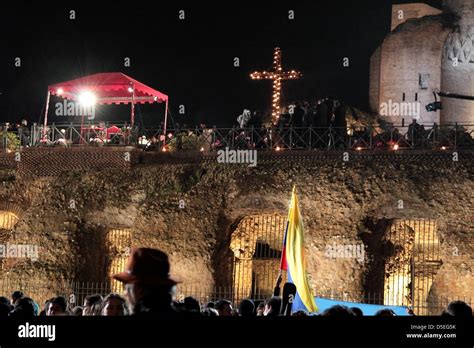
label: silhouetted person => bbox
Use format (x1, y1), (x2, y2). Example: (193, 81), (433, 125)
(183, 296), (201, 315)
(375, 309), (396, 317)
(290, 102), (304, 128)
(315, 99), (329, 128)
(303, 101), (315, 127)
(83, 294), (102, 316)
(238, 299), (255, 317)
(101, 294), (126, 316)
(0, 303), (12, 318)
(71, 306), (83, 316)
(334, 101), (347, 147)
(350, 307), (364, 316)
(114, 248), (180, 317)
(215, 300), (233, 316)
(47, 296), (68, 316)
(9, 297), (35, 319)
(408, 119), (423, 146)
(264, 297), (282, 316)
(250, 110), (263, 128)
(321, 305), (355, 317)
(0, 296), (11, 306)
(11, 291), (23, 306)
(442, 301), (472, 317)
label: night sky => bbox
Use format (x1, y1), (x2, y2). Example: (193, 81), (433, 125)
(0, 0), (442, 127)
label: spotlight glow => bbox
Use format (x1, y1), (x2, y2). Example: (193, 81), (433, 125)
(78, 91), (97, 107)
(56, 88), (64, 95)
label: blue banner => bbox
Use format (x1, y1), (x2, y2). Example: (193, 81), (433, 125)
(312, 297), (409, 316)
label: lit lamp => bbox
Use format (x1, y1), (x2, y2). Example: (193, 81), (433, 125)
(138, 136), (148, 146)
(78, 91), (97, 107)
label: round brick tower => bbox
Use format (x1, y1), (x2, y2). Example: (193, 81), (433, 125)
(441, 0), (474, 125)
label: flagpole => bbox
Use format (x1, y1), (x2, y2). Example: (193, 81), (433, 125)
(279, 220), (289, 272)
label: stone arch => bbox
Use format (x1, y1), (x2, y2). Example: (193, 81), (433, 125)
(229, 213), (286, 302)
(105, 227), (132, 293)
(0, 200), (24, 231)
(382, 219), (441, 314)
(0, 211), (19, 230)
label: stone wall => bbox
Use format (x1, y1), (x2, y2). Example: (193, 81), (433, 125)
(391, 3), (442, 31)
(0, 151), (472, 312)
(441, 0), (474, 125)
(370, 14), (449, 125)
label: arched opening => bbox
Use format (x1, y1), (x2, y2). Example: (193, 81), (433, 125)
(229, 213), (286, 303)
(105, 228), (132, 293)
(383, 219), (441, 315)
(0, 211), (19, 230)
(0, 210), (21, 270)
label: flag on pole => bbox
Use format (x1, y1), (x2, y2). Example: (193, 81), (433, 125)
(280, 185), (318, 313)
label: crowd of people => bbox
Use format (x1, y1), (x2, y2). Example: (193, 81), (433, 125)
(236, 98), (348, 130)
(160, 98), (473, 151)
(0, 248), (472, 318)
(3, 100), (474, 151)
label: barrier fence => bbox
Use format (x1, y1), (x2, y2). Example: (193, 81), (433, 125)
(1, 123), (474, 153)
(0, 278), (470, 315)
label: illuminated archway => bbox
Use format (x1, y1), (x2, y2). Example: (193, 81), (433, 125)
(106, 228), (132, 294)
(230, 213), (286, 302)
(0, 211), (19, 230)
(383, 219), (441, 314)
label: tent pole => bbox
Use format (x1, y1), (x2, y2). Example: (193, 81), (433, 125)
(42, 91), (51, 141)
(131, 86), (135, 127)
(163, 99), (168, 146)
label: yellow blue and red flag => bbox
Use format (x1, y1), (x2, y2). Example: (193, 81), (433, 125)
(280, 185), (318, 313)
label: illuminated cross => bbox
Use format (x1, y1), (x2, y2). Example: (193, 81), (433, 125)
(250, 47), (302, 124)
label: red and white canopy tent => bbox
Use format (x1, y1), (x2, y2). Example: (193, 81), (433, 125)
(44, 72), (169, 135)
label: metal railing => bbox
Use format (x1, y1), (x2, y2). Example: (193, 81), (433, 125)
(1, 123), (474, 153)
(151, 123), (474, 152)
(0, 279), (470, 315)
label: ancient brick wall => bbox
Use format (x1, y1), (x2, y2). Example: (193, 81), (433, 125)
(391, 3), (442, 31)
(441, 0), (474, 125)
(369, 16), (448, 125)
(0, 152), (472, 312)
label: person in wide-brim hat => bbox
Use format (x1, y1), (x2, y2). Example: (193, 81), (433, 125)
(113, 248), (180, 316)
(113, 247), (178, 286)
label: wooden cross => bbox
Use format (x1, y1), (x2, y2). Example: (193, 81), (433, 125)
(251, 47), (302, 124)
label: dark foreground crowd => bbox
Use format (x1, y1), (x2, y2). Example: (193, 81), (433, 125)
(1, 248), (472, 318)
